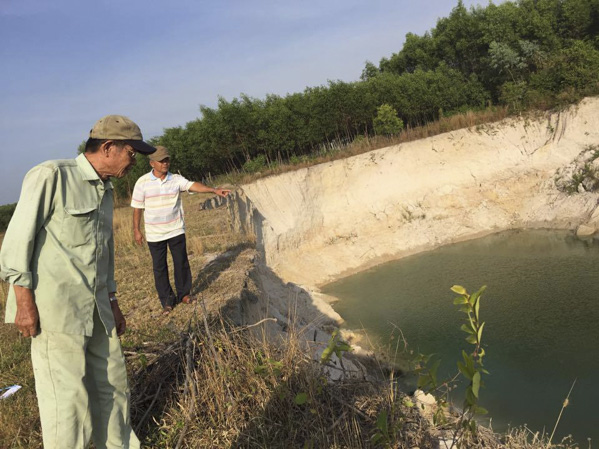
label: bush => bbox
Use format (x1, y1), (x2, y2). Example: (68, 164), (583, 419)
(242, 155), (267, 173)
(531, 41), (599, 97)
(289, 154), (310, 165)
(499, 81), (529, 112)
(0, 203), (17, 232)
(373, 104), (404, 136)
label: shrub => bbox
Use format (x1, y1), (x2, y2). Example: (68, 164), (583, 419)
(0, 203), (17, 232)
(242, 154), (267, 173)
(373, 104), (404, 136)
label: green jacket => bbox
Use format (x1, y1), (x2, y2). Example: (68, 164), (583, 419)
(1, 154), (117, 336)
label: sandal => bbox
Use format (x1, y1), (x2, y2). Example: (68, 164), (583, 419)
(162, 306), (173, 315)
(181, 295), (196, 304)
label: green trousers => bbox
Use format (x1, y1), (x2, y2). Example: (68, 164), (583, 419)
(31, 306), (140, 449)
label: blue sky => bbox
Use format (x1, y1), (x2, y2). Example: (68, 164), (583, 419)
(1, 0), (486, 204)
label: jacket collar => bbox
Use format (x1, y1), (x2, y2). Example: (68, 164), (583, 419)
(76, 153), (113, 190)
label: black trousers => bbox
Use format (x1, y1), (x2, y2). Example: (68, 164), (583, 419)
(147, 233), (192, 309)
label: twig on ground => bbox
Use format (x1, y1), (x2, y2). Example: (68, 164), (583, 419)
(228, 317), (277, 333)
(547, 378), (577, 448)
(135, 383), (163, 434)
(175, 335), (197, 449)
(327, 410), (348, 433)
(332, 396), (370, 420)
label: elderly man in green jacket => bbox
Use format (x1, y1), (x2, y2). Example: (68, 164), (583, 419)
(0, 115), (156, 449)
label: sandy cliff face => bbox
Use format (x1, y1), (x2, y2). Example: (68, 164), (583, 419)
(227, 98), (599, 287)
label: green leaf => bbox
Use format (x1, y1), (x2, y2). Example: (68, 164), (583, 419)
(459, 305), (471, 313)
(475, 285), (487, 296)
(457, 361), (473, 380)
(477, 322), (485, 342)
(295, 392), (308, 405)
(472, 371), (481, 398)
(321, 330), (351, 363)
(451, 285), (467, 295)
(333, 341), (352, 359)
(376, 410), (388, 434)
(462, 351), (475, 375)
(460, 323), (475, 335)
(474, 406), (488, 415)
(340, 342), (352, 351)
(417, 375), (431, 389)
(453, 296), (468, 305)
(470, 419), (477, 434)
(320, 346), (334, 364)
(462, 350), (469, 363)
(466, 387), (477, 405)
(465, 334), (477, 344)
(402, 398), (415, 408)
(468, 315), (476, 333)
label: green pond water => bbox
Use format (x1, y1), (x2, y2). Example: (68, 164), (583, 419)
(322, 230), (599, 444)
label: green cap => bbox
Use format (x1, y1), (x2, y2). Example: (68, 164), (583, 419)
(90, 115), (156, 154)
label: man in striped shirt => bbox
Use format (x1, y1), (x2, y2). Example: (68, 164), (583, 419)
(131, 146), (230, 314)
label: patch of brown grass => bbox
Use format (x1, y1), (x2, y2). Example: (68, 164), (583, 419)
(0, 193), (249, 449)
(0, 324), (41, 448)
(131, 312), (435, 449)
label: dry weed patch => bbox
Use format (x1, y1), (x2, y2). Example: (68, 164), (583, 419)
(130, 312), (436, 449)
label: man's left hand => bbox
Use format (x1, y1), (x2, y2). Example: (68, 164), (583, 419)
(110, 300), (127, 336)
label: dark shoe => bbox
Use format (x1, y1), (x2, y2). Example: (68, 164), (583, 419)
(181, 295), (196, 304)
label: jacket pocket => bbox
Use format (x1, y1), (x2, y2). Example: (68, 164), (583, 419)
(63, 206), (98, 247)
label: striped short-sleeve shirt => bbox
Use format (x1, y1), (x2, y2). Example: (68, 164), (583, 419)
(131, 171), (194, 242)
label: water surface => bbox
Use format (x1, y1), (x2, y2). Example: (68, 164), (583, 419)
(322, 230), (599, 443)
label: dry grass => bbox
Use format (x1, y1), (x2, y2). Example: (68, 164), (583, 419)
(128, 312), (437, 449)
(0, 193), (251, 448)
(0, 229), (42, 448)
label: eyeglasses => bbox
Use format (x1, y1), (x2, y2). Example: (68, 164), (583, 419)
(126, 147), (137, 159)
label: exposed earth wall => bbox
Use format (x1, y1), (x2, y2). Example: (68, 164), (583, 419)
(226, 98), (599, 288)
